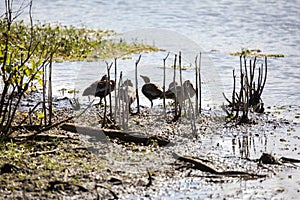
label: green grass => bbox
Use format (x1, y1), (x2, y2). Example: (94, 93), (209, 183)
(0, 20), (160, 62)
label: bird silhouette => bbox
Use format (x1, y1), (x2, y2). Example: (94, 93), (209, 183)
(182, 80), (196, 100)
(164, 80), (196, 102)
(82, 75), (115, 104)
(119, 79), (136, 112)
(140, 75), (163, 108)
(164, 80), (196, 117)
(168, 81), (179, 90)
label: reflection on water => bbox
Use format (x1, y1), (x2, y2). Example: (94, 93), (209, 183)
(233, 134), (267, 159)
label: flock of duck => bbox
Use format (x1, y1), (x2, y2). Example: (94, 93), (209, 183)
(82, 74), (196, 114)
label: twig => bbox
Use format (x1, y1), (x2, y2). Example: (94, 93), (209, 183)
(48, 53), (53, 125)
(135, 55), (142, 114)
(95, 184), (118, 199)
(162, 52), (170, 117)
(114, 58), (118, 120)
(195, 55), (199, 115)
(173, 54), (178, 117)
(146, 170), (153, 187)
(173, 153), (267, 178)
(28, 100), (95, 138)
(198, 52), (202, 113)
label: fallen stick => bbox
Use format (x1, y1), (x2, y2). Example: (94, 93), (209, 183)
(13, 100), (95, 141)
(60, 123), (171, 147)
(95, 184), (118, 199)
(280, 156), (300, 163)
(173, 153), (267, 178)
(14, 133), (77, 140)
(27, 146), (87, 157)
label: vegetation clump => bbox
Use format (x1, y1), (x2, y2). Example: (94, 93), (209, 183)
(230, 48), (284, 58)
(223, 56), (267, 124)
(0, 20), (159, 62)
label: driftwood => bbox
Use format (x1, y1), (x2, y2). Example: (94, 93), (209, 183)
(173, 153), (267, 178)
(243, 153), (300, 166)
(280, 156), (300, 163)
(60, 123), (170, 147)
(258, 153), (300, 165)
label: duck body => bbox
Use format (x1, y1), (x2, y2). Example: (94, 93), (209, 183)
(164, 80), (196, 102)
(82, 75), (115, 104)
(119, 79), (136, 111)
(140, 75), (163, 108)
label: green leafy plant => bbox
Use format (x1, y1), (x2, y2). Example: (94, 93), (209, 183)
(0, 0), (159, 137)
(0, 1), (64, 136)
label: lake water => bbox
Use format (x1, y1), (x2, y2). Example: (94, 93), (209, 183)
(2, 0), (299, 105)
(3, 0), (299, 106)
(1, 0), (300, 199)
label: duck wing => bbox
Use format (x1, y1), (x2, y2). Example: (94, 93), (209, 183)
(82, 80), (101, 96)
(142, 83), (163, 100)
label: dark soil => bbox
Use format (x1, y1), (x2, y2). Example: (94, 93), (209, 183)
(0, 99), (299, 199)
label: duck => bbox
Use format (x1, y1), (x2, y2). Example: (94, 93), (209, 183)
(182, 80), (196, 100)
(164, 80), (196, 117)
(119, 79), (136, 112)
(82, 75), (115, 104)
(140, 75), (163, 108)
(164, 80), (196, 102)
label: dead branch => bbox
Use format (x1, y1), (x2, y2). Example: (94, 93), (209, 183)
(173, 153), (267, 178)
(134, 55), (142, 114)
(95, 184), (118, 199)
(19, 100), (94, 140)
(162, 52), (170, 116)
(60, 123), (170, 147)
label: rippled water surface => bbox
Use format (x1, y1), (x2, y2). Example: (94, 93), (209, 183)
(3, 0), (298, 105)
(1, 0), (300, 199)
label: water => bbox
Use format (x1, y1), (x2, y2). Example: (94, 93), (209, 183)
(1, 0), (300, 199)
(3, 0), (298, 105)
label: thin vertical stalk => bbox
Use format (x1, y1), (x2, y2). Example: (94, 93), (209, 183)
(108, 68), (113, 121)
(105, 61), (113, 121)
(195, 55), (199, 115)
(259, 57), (267, 97)
(173, 54), (178, 117)
(102, 92), (107, 128)
(198, 52), (202, 114)
(179, 52), (183, 88)
(42, 63), (47, 126)
(232, 70), (236, 117)
(162, 52), (169, 118)
(114, 58), (117, 119)
(48, 54), (53, 125)
(125, 84), (129, 130)
(135, 55), (142, 114)
(118, 72), (123, 127)
(179, 51), (185, 116)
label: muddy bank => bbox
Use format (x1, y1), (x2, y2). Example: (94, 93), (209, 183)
(1, 97), (299, 199)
